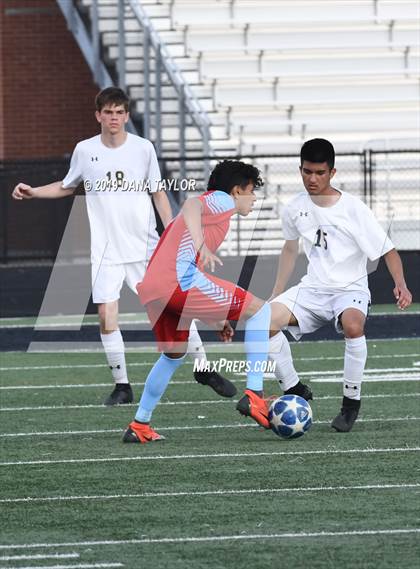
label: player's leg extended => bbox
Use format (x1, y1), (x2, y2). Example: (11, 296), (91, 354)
(98, 300), (133, 406)
(332, 307), (367, 432)
(268, 301), (313, 401)
(172, 280), (271, 427)
(92, 262), (132, 405)
(123, 348), (187, 443)
(123, 299), (191, 443)
(236, 299), (272, 428)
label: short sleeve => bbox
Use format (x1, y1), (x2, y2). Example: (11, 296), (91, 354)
(62, 144), (83, 189)
(281, 205), (300, 240)
(201, 191), (235, 216)
(355, 202), (394, 261)
(147, 142), (161, 193)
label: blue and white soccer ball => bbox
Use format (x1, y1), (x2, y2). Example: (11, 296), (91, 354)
(268, 394), (313, 439)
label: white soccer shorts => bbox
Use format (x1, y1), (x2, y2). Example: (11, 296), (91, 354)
(91, 261), (148, 304)
(271, 284), (370, 340)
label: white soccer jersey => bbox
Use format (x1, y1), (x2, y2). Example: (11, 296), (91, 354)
(62, 133), (160, 265)
(282, 190), (394, 293)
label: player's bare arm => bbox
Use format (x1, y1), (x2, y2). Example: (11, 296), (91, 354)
(269, 238), (299, 300)
(182, 197), (223, 272)
(12, 180), (75, 200)
(383, 248), (412, 310)
(152, 190), (172, 228)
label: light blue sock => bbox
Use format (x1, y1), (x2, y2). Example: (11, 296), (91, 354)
(135, 353), (185, 423)
(244, 303), (271, 392)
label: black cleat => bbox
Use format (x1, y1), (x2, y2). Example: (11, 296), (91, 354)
(194, 370), (237, 398)
(285, 381), (313, 401)
(104, 383), (134, 406)
(331, 397), (361, 432)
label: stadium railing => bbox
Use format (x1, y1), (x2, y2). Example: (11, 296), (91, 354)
(1, 149), (418, 263)
(57, 0), (213, 181)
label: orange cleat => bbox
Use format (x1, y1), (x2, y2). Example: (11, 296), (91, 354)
(236, 389), (271, 429)
(122, 421), (165, 444)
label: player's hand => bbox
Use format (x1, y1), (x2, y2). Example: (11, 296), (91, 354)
(217, 321), (234, 343)
(12, 183), (35, 200)
(393, 282), (412, 310)
(199, 244), (223, 273)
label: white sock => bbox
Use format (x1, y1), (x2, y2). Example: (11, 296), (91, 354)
(343, 335), (367, 400)
(269, 331), (299, 391)
(187, 320), (208, 365)
(100, 330), (129, 384)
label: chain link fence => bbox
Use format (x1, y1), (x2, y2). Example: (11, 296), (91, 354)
(1, 149), (418, 262)
(164, 149), (420, 254)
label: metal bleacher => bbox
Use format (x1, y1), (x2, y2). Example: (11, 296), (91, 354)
(60, 0), (420, 253)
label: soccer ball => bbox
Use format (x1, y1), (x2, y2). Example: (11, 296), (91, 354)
(268, 394), (313, 439)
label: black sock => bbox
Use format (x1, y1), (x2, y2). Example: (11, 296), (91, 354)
(115, 383), (131, 391)
(342, 396), (361, 409)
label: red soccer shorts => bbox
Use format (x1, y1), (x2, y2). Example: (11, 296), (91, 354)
(144, 275), (254, 352)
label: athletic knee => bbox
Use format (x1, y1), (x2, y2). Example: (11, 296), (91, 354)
(343, 322), (365, 338)
(269, 301), (295, 334)
(98, 302), (119, 333)
(242, 297), (265, 319)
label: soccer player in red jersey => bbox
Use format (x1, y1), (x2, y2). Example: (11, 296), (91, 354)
(123, 160), (311, 443)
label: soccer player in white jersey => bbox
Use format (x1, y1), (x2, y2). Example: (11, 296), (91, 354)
(268, 138), (412, 432)
(12, 87), (236, 405)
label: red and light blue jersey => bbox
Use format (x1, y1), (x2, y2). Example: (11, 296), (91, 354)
(138, 190), (235, 305)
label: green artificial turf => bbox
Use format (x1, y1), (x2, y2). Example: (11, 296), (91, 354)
(0, 339), (419, 568)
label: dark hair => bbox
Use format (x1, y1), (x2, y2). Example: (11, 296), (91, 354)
(207, 160), (263, 193)
(95, 87), (130, 112)
(300, 138), (335, 169)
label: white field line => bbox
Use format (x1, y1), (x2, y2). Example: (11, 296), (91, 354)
(301, 367), (418, 375)
(2, 391), (420, 413)
(1, 370), (419, 392)
(1, 309), (418, 327)
(1, 376), (418, 390)
(0, 400), (228, 412)
(1, 353), (419, 372)
(0, 363), (154, 372)
(0, 381), (175, 390)
(0, 416), (420, 439)
(0, 553), (79, 561)
(310, 376), (420, 383)
(235, 367), (420, 378)
(3, 319), (149, 329)
(1, 373), (420, 390)
(0, 376), (418, 392)
(0, 311), (393, 326)
(371, 310), (420, 316)
(1, 483), (419, 505)
(0, 529), (419, 550)
(0, 446), (419, 467)
(0, 565), (123, 569)
(13, 337), (420, 353)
